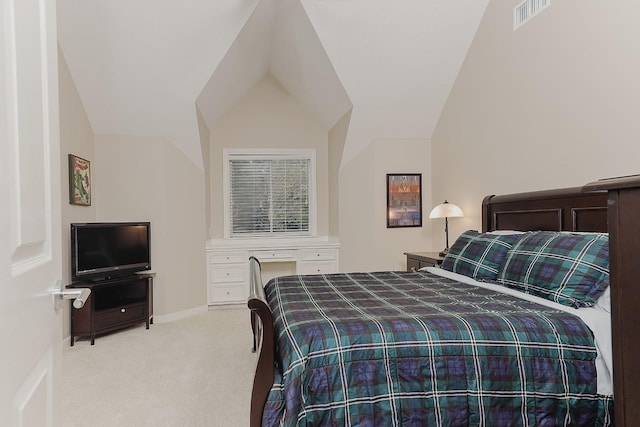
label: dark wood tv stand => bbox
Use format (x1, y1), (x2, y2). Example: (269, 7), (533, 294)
(67, 273), (154, 346)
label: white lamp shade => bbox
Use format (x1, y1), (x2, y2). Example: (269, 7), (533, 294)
(429, 201), (464, 219)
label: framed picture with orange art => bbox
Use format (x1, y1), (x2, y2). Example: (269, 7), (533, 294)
(386, 173), (422, 228)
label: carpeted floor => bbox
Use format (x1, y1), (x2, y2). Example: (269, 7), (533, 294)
(62, 308), (254, 426)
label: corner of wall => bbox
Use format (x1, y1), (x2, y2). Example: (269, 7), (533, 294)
(328, 108), (352, 237)
(58, 48), (97, 339)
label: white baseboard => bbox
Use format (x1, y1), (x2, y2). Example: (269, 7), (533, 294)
(207, 303), (245, 310)
(153, 305), (209, 323)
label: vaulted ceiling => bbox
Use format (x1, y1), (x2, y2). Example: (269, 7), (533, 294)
(57, 0), (489, 169)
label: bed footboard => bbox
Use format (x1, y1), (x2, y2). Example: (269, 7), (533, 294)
(248, 256), (275, 427)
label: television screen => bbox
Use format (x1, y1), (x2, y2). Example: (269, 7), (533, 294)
(71, 222), (151, 281)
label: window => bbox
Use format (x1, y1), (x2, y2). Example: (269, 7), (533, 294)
(224, 149), (316, 238)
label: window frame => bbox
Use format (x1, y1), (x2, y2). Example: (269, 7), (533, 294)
(223, 148), (317, 239)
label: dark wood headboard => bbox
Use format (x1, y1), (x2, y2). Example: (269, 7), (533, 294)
(482, 187), (608, 233)
(481, 176), (640, 427)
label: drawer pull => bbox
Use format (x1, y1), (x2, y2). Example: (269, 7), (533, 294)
(121, 308), (126, 313)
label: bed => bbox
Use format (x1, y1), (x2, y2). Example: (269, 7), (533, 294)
(248, 175), (640, 426)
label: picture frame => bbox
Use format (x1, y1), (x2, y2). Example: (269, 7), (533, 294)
(68, 154), (91, 206)
(386, 173), (422, 228)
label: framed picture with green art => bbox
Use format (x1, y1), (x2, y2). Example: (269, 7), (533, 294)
(68, 154), (91, 206)
(386, 173), (422, 228)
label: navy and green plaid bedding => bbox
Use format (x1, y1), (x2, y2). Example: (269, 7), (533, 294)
(441, 230), (522, 282)
(262, 271), (612, 427)
(497, 231), (610, 308)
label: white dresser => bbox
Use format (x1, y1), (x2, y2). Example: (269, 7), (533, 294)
(206, 238), (340, 305)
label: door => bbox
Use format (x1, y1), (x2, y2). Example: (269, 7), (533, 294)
(0, 0), (62, 425)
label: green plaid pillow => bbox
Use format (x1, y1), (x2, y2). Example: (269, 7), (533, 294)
(441, 230), (524, 282)
(497, 231), (609, 308)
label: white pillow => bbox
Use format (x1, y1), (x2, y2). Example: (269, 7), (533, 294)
(595, 286), (611, 313)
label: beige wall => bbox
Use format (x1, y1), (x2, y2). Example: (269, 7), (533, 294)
(374, 138), (432, 271)
(58, 49), (96, 337)
(207, 75), (434, 272)
(197, 108), (212, 238)
(338, 144), (375, 271)
(432, 0), (640, 245)
(209, 75), (330, 239)
(59, 48), (207, 331)
(94, 135), (207, 318)
(164, 142), (208, 314)
(61, 0), (640, 319)
(338, 138), (432, 272)
(328, 110), (351, 237)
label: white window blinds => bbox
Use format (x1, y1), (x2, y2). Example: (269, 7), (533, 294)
(227, 152), (313, 237)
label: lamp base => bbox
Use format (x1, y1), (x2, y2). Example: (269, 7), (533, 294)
(439, 248), (449, 258)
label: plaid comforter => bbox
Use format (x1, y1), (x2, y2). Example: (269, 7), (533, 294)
(262, 271), (612, 427)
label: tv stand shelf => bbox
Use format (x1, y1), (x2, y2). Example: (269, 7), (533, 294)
(68, 273), (154, 346)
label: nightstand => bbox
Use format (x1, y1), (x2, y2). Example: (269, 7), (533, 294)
(404, 251), (445, 272)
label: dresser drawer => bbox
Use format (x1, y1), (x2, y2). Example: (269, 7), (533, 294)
(210, 284), (247, 303)
(252, 249), (296, 262)
(210, 264), (245, 283)
(207, 251), (247, 264)
(94, 303), (146, 330)
(297, 260), (338, 275)
(299, 248), (337, 261)
(407, 258), (422, 272)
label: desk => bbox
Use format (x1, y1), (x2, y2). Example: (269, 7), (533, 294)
(206, 238), (340, 305)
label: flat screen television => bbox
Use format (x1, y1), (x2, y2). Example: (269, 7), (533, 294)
(71, 222), (151, 282)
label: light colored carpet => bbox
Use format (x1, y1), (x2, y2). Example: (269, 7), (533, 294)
(62, 308), (255, 426)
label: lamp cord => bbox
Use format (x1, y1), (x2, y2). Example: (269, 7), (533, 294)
(444, 216), (449, 250)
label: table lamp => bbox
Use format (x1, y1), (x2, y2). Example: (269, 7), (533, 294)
(429, 200), (464, 257)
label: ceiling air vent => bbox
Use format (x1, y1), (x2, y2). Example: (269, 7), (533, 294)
(513, 0), (550, 31)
